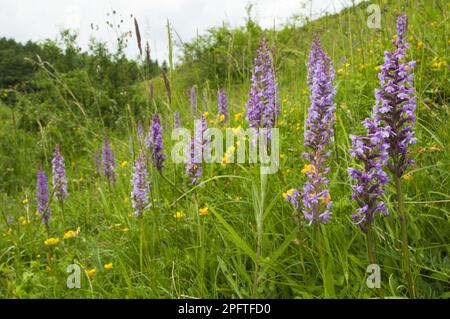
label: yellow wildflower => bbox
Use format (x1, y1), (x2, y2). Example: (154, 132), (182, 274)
(173, 211), (186, 219)
(403, 174), (413, 181)
(234, 113), (242, 122)
(301, 164), (316, 175)
(282, 98), (288, 104)
(199, 207), (209, 216)
(322, 193), (331, 204)
(121, 227), (129, 233)
(22, 198), (29, 205)
(235, 196), (242, 201)
(19, 216), (30, 225)
(203, 111), (209, 118)
(218, 114), (225, 123)
(86, 268), (97, 277)
(120, 161), (128, 168)
(416, 41), (424, 49)
(431, 57), (447, 69)
(282, 188), (295, 199)
(44, 237), (60, 246)
(222, 153), (230, 164)
(232, 126), (242, 134)
(104, 263), (113, 270)
(63, 227), (80, 239)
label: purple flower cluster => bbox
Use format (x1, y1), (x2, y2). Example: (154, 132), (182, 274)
(190, 86), (197, 114)
(147, 114), (166, 171)
(102, 137), (116, 183)
(283, 189), (301, 210)
(185, 115), (207, 184)
(301, 35), (336, 224)
(36, 166), (51, 225)
(218, 88), (228, 125)
(373, 14), (416, 177)
(348, 119), (390, 233)
(304, 35), (336, 160)
(245, 37), (280, 133)
(130, 152), (150, 217)
(51, 145), (68, 201)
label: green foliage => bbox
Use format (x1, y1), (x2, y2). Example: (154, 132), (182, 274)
(0, 0), (448, 298)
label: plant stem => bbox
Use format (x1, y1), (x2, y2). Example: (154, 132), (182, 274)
(315, 224), (327, 297)
(366, 225), (377, 266)
(394, 175), (415, 298)
(366, 225), (384, 298)
(139, 216), (144, 273)
(252, 171), (266, 298)
(60, 199), (66, 227)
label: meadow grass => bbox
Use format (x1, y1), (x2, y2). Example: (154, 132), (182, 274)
(0, 0), (448, 298)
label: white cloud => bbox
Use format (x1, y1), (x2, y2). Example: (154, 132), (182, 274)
(0, 0), (361, 63)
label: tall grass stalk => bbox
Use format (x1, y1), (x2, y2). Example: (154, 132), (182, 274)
(252, 170), (266, 298)
(394, 175), (415, 298)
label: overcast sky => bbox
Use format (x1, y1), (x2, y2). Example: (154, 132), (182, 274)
(0, 0), (361, 62)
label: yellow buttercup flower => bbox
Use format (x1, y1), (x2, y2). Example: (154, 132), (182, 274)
(86, 268), (97, 277)
(431, 57), (447, 69)
(199, 207), (209, 216)
(173, 211), (186, 219)
(203, 111), (209, 118)
(403, 174), (413, 181)
(227, 146), (235, 153)
(19, 216), (30, 225)
(282, 98), (288, 104)
(104, 263), (113, 270)
(282, 188), (295, 199)
(232, 126), (242, 134)
(416, 41), (424, 49)
(234, 113), (242, 122)
(44, 237), (60, 246)
(218, 114), (225, 123)
(120, 161), (128, 168)
(322, 193), (331, 204)
(222, 153), (230, 164)
(120, 227), (129, 233)
(22, 198), (29, 205)
(64, 227), (80, 239)
(301, 164), (316, 175)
